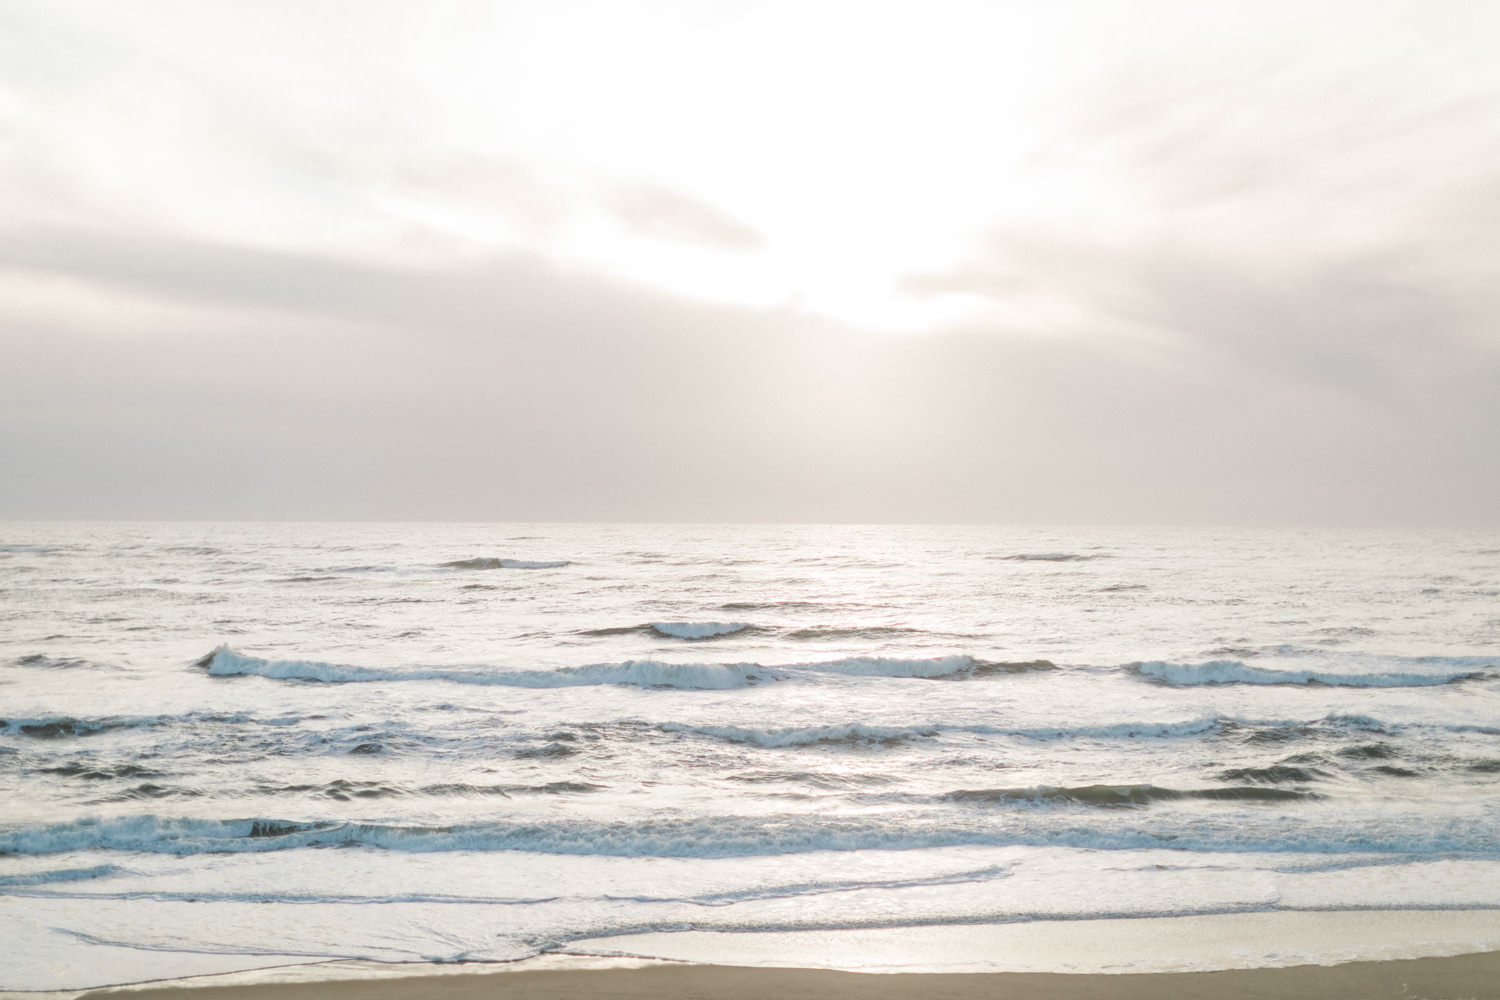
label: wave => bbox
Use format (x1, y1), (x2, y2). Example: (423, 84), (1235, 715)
(997, 553), (1103, 562)
(581, 623), (934, 643)
(579, 622), (755, 640)
(781, 625), (932, 641)
(37, 762), (164, 780)
(252, 779), (608, 800)
(9, 654), (97, 670)
(196, 648), (1049, 689)
(0, 864), (123, 887)
(200, 647), (771, 689)
(1217, 764), (1331, 783)
(662, 717), (1236, 748)
(718, 600), (833, 612)
(1129, 659), (1493, 687)
(661, 722), (938, 748)
(9, 805), (1488, 861)
(942, 783), (1318, 807)
(1, 715), (160, 739)
(441, 557), (569, 570)
(1, 711), (254, 739)
(650, 622), (751, 640)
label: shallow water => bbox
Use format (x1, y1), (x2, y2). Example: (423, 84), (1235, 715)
(1, 523), (1498, 989)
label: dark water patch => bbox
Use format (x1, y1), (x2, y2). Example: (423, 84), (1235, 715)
(125, 783), (199, 799)
(37, 762), (163, 781)
(515, 742), (579, 759)
(579, 622), (757, 641)
(421, 781), (606, 797)
(12, 654), (95, 670)
(6, 718), (134, 739)
(944, 783), (1316, 808)
(247, 820), (341, 839)
(718, 600), (836, 613)
(782, 626), (927, 641)
(442, 557), (570, 570)
(994, 553), (1105, 562)
(969, 659), (1057, 677)
(1238, 724), (1330, 745)
(1371, 765), (1422, 778)
(1204, 646), (1259, 658)
(1218, 764), (1330, 783)
(1281, 752), (1335, 766)
(274, 575), (340, 584)
(1313, 626), (1378, 641)
(1099, 583), (1148, 593)
(1464, 759), (1500, 773)
(727, 769), (897, 789)
(1339, 743), (1399, 760)
(96, 782), (205, 802)
(264, 779), (404, 801)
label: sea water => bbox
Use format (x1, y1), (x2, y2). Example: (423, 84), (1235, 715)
(0, 523), (1497, 990)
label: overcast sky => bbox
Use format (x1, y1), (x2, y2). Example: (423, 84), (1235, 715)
(2, 0), (1497, 524)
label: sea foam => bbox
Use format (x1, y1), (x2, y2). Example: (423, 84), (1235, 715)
(1130, 659), (1491, 687)
(196, 648), (1032, 688)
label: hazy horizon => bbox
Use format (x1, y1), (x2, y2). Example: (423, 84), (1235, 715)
(3, 1), (1497, 526)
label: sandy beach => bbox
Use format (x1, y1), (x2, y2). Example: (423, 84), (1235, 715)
(79, 952), (1500, 1000)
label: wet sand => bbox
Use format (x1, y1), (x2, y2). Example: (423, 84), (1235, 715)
(80, 951), (1500, 1000)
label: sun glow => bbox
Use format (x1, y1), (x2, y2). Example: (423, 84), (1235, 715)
(366, 1), (1087, 331)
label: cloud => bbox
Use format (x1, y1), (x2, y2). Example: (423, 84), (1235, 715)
(2, 1), (1497, 525)
(604, 184), (763, 251)
(3, 221), (1496, 525)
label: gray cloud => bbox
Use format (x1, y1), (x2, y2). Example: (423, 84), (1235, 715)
(3, 223), (1496, 525)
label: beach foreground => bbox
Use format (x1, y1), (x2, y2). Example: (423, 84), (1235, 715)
(82, 953), (1500, 1000)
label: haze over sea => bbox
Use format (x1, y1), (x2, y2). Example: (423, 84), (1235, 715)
(0, 521), (1497, 991)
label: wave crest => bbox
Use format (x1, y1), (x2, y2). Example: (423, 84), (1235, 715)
(1130, 659), (1492, 688)
(196, 648), (1050, 689)
(441, 557), (569, 570)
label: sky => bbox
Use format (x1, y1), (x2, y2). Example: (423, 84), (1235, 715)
(1, 0), (1497, 525)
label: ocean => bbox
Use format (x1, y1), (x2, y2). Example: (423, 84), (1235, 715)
(1, 522), (1498, 991)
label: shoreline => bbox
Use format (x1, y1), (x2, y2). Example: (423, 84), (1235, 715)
(7, 910), (1496, 999)
(69, 952), (1500, 1000)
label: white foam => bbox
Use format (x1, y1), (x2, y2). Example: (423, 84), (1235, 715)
(1132, 659), (1489, 687)
(792, 655), (980, 679)
(201, 647), (769, 689)
(650, 622), (752, 639)
(198, 648), (1001, 689)
(8, 807), (1500, 859)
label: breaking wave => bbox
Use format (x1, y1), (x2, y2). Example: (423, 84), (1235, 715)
(942, 783), (1317, 807)
(5, 806), (1487, 860)
(650, 622), (752, 640)
(1129, 659), (1493, 687)
(196, 649), (1051, 689)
